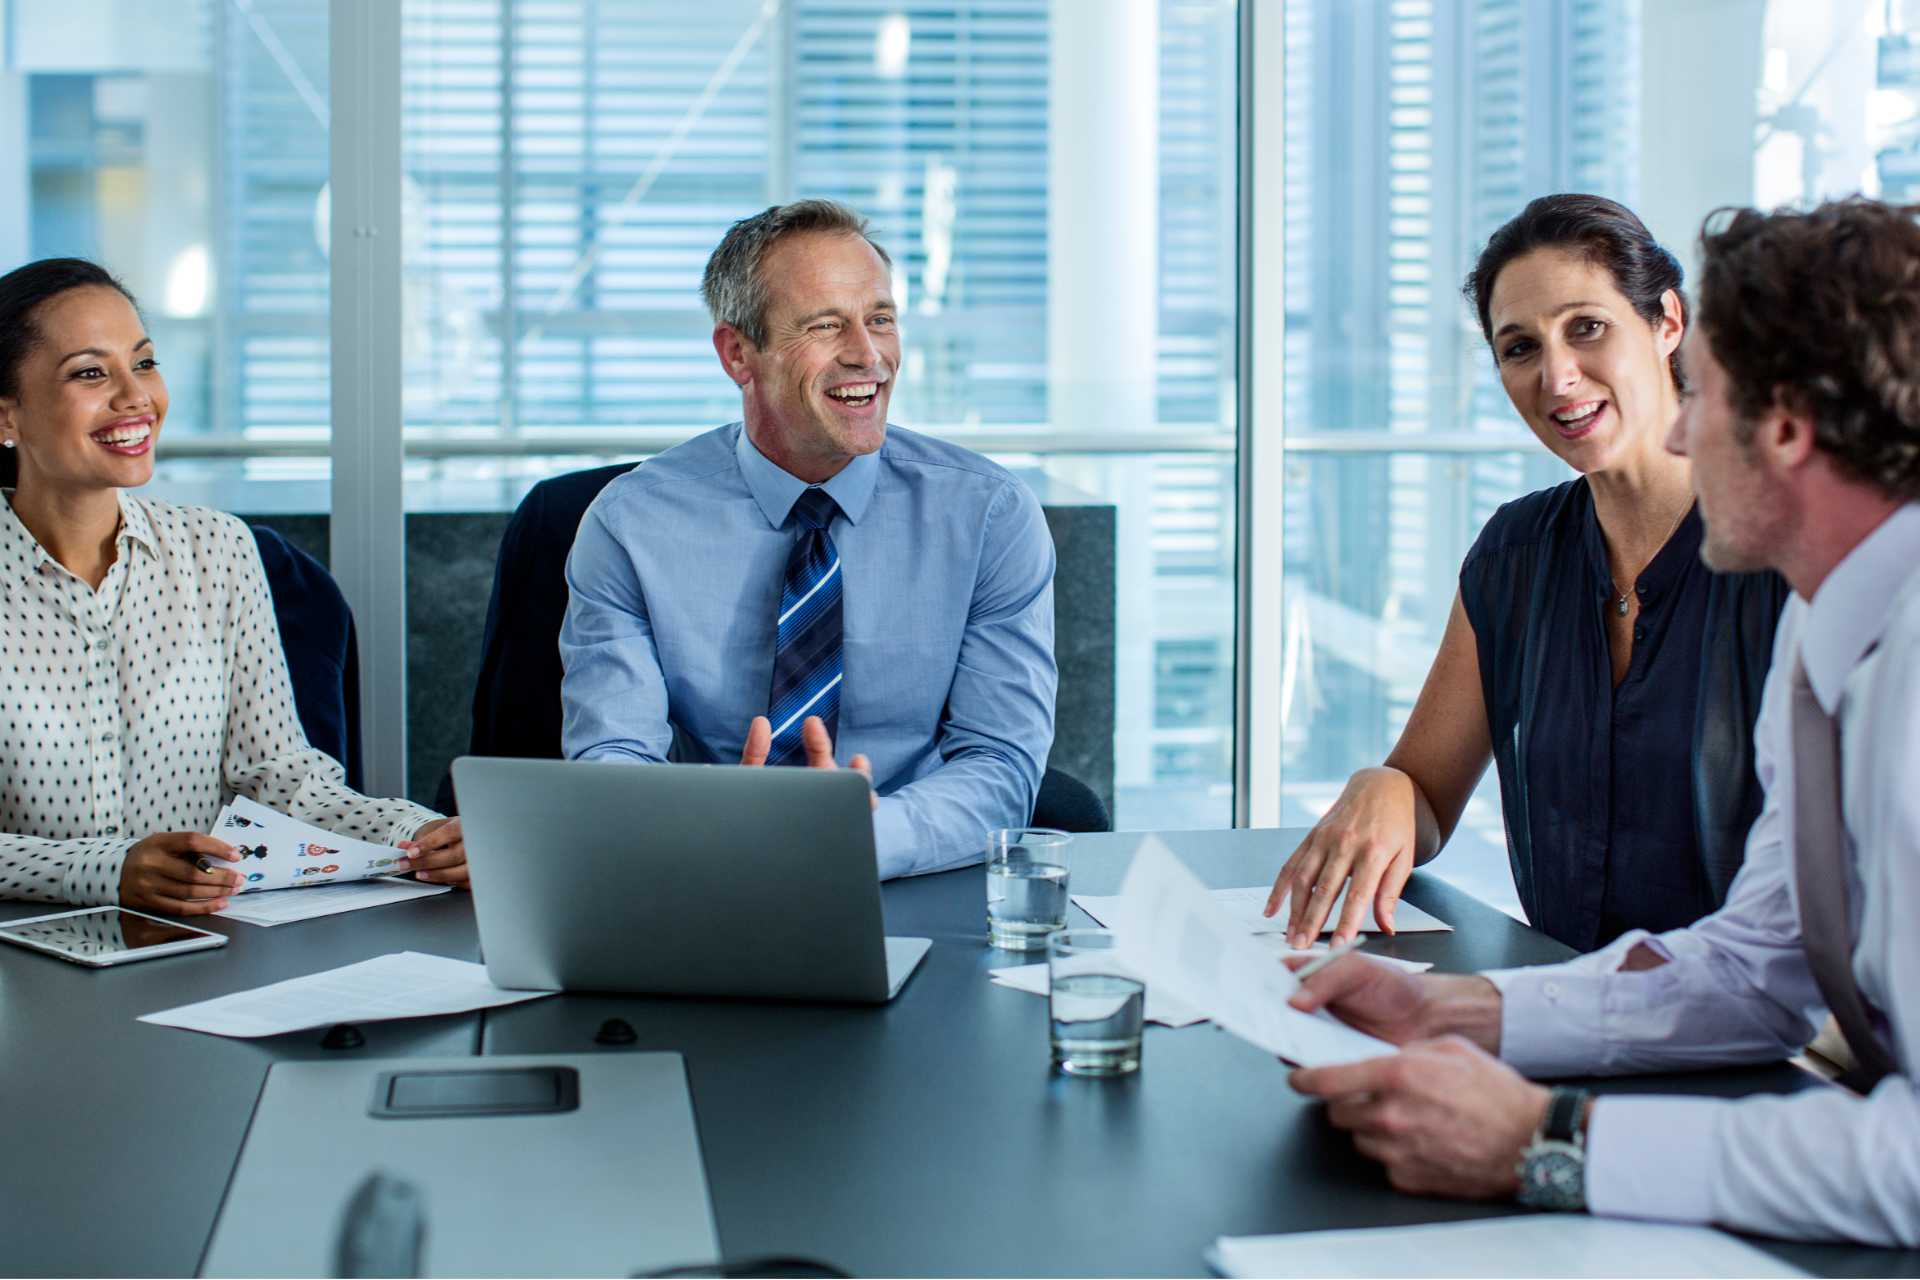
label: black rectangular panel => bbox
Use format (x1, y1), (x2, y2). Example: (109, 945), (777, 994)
(372, 1067), (578, 1118)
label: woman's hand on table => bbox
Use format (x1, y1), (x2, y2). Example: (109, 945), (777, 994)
(1264, 766), (1419, 948)
(119, 832), (241, 915)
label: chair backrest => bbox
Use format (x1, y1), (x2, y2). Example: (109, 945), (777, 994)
(249, 523), (363, 791)
(1032, 766), (1111, 834)
(463, 462), (638, 768)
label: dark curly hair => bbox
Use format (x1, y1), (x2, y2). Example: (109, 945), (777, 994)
(1696, 198), (1920, 501)
(1465, 193), (1688, 393)
(0, 257), (141, 490)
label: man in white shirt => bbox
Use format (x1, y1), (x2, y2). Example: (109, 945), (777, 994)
(1287, 197), (1920, 1246)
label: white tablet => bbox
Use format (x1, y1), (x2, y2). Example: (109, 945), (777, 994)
(0, 906), (227, 967)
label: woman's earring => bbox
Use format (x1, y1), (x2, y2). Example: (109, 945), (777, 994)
(1, 439), (13, 449)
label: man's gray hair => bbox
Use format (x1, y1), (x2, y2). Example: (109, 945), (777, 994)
(701, 199), (893, 348)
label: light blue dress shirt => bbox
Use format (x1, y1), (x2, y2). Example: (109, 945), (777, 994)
(560, 422), (1058, 880)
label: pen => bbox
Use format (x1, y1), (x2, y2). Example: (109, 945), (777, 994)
(1293, 938), (1363, 981)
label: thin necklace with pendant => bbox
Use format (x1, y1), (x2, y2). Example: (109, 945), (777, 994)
(1611, 501), (1692, 617)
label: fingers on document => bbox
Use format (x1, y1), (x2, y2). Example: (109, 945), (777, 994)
(1374, 858), (1414, 935)
(1264, 837), (1309, 918)
(1286, 953), (1375, 1013)
(1331, 871), (1374, 946)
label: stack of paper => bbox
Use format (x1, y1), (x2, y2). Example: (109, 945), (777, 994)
(1210, 1216), (1808, 1278)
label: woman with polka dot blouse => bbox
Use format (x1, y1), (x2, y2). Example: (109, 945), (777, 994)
(0, 258), (469, 913)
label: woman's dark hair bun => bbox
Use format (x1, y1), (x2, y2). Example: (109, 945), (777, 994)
(1464, 194), (1687, 393)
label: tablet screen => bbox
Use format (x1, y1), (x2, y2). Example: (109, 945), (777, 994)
(0, 909), (210, 959)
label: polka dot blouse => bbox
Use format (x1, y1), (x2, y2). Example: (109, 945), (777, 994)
(0, 491), (437, 906)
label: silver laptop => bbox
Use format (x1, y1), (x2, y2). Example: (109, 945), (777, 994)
(452, 757), (931, 1003)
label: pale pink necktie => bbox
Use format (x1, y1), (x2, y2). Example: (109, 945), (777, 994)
(1790, 657), (1895, 1093)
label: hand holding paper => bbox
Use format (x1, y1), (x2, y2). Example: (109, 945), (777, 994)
(1107, 837), (1398, 1067)
(213, 797), (416, 894)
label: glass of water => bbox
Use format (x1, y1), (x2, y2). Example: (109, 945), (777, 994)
(1046, 928), (1144, 1076)
(985, 827), (1071, 951)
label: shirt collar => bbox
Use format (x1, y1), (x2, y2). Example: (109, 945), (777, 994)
(1801, 501), (1920, 712)
(0, 489), (156, 582)
(115, 490), (157, 556)
(732, 422), (880, 528)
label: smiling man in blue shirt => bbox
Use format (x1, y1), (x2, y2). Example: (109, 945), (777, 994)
(559, 199), (1057, 880)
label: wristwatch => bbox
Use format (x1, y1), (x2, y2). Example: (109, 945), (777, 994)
(1515, 1087), (1591, 1212)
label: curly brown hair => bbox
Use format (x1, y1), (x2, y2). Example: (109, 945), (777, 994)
(1696, 198), (1920, 501)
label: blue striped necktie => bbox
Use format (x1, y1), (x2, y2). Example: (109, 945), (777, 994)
(767, 487), (843, 765)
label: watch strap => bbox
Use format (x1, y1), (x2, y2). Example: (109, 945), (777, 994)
(1542, 1087), (1589, 1144)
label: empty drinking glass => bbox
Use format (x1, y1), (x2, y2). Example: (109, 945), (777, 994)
(984, 827), (1071, 951)
(1046, 928), (1144, 1076)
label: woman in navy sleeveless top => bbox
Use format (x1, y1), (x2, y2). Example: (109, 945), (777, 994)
(1264, 196), (1788, 953)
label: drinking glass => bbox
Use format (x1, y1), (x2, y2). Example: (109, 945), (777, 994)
(984, 827), (1071, 951)
(1046, 928), (1145, 1076)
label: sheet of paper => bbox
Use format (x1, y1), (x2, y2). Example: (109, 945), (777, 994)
(216, 877), (450, 926)
(1210, 1216), (1808, 1279)
(988, 962), (1208, 1027)
(1075, 885), (1451, 937)
(138, 952), (553, 1039)
(987, 940), (1430, 1033)
(1107, 838), (1398, 1067)
(212, 796), (415, 895)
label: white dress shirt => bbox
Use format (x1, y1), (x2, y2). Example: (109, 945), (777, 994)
(0, 492), (435, 906)
(1487, 501), (1920, 1247)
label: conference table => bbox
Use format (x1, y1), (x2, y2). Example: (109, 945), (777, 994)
(4, 827), (1914, 1278)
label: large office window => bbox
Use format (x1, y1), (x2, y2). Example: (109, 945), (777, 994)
(397, 0), (1241, 828)
(2, 0), (330, 510)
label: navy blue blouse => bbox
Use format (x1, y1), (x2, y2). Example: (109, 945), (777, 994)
(1459, 480), (1789, 951)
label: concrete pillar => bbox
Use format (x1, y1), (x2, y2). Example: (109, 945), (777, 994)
(1047, 0), (1160, 797)
(1638, 0), (1765, 270)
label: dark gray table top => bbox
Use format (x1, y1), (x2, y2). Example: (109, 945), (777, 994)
(3, 827), (1912, 1277)
(0, 892), (482, 1278)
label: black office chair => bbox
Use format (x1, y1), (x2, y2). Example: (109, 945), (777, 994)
(250, 523), (364, 792)
(439, 462), (1108, 833)
(1031, 765), (1110, 834)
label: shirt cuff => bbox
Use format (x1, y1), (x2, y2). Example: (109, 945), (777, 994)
(386, 812), (439, 847)
(871, 798), (915, 880)
(62, 837), (138, 907)
(1484, 965), (1609, 1077)
(1586, 1095), (1726, 1225)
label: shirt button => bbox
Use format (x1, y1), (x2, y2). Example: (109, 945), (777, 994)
(1633, 625), (1645, 642)
(103, 826), (119, 836)
(1544, 981), (1562, 1001)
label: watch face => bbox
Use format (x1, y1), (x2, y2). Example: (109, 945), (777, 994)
(1518, 1141), (1586, 1212)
